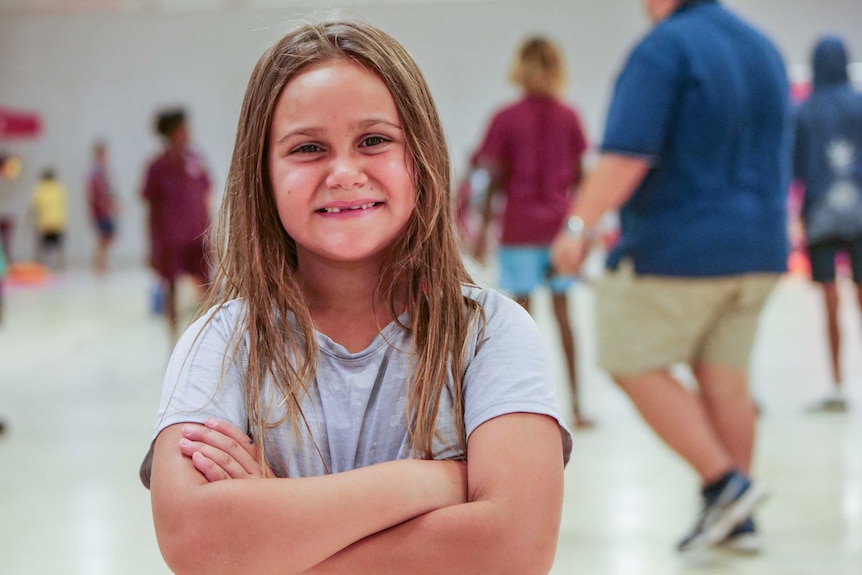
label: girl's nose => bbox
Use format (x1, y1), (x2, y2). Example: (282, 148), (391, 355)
(325, 154), (369, 190)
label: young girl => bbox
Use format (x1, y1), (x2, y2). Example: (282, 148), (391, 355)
(141, 20), (572, 575)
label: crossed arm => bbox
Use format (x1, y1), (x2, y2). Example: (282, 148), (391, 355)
(150, 412), (565, 575)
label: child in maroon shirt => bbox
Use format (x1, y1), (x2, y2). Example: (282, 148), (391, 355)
(141, 108), (211, 338)
(88, 140), (118, 273)
(470, 36), (592, 428)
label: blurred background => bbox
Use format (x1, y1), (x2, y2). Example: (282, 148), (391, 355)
(1, 1), (861, 574)
(1, 0), (860, 267)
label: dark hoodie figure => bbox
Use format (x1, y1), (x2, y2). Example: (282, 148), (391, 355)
(793, 36), (862, 412)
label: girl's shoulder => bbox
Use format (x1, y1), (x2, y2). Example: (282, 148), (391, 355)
(460, 284), (534, 326)
(183, 298), (248, 342)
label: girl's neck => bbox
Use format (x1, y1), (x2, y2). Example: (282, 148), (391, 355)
(299, 258), (407, 353)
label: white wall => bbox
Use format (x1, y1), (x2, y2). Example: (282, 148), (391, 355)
(1, 0), (861, 266)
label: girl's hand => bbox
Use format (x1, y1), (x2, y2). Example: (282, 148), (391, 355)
(179, 418), (274, 482)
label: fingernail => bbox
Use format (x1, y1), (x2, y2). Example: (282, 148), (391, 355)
(180, 438), (191, 447)
(205, 418), (217, 428)
(183, 425), (194, 435)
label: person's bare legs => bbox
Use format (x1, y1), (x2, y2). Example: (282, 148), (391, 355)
(614, 369), (734, 483)
(614, 369), (766, 552)
(693, 363), (755, 474)
(93, 235), (112, 274)
(164, 278), (179, 342)
(820, 282), (842, 390)
(552, 292), (592, 428)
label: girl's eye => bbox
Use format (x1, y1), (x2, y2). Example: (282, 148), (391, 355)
(292, 144), (322, 154)
(361, 136), (387, 148)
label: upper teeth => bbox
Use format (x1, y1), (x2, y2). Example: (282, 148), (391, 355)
(321, 202), (377, 213)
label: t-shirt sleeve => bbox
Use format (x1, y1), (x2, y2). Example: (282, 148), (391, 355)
(141, 161), (158, 202)
(155, 305), (248, 434)
(571, 109), (589, 183)
(601, 32), (683, 160)
(139, 303), (249, 487)
(472, 110), (509, 168)
(462, 289), (573, 465)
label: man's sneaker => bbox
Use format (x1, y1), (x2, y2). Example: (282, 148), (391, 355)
(806, 395), (848, 413)
(677, 472), (767, 553)
(719, 517), (761, 554)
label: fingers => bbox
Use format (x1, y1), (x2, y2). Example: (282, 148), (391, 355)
(179, 421), (262, 479)
(203, 418), (258, 457)
(191, 450), (231, 482)
(550, 234), (586, 276)
(180, 434), (250, 480)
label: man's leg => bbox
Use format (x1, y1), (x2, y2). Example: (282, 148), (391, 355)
(614, 369), (734, 483)
(693, 363), (756, 474)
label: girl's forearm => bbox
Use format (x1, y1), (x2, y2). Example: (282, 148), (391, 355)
(303, 415), (564, 575)
(151, 426), (466, 575)
(303, 483), (560, 575)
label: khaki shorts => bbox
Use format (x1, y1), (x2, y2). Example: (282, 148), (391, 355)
(595, 261), (779, 376)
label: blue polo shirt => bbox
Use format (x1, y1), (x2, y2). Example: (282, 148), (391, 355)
(602, 0), (791, 276)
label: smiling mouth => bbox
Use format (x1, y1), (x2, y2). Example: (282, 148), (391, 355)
(317, 202), (381, 214)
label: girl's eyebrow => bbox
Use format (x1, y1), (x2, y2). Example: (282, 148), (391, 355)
(275, 127), (321, 147)
(275, 118), (402, 146)
(356, 118), (402, 131)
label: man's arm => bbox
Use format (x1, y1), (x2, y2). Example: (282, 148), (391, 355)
(304, 412), (565, 575)
(150, 423), (468, 575)
(551, 152), (651, 275)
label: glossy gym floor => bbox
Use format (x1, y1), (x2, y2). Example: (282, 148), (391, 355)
(0, 264), (859, 574)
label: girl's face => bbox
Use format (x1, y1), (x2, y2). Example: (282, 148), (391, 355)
(268, 57), (416, 270)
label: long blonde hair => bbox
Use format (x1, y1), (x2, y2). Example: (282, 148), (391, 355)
(199, 20), (480, 466)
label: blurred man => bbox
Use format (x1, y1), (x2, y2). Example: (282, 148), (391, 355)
(551, 0), (790, 553)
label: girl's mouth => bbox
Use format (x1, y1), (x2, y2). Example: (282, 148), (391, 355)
(317, 202), (381, 214)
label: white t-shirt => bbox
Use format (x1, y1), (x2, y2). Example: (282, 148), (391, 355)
(140, 285), (572, 485)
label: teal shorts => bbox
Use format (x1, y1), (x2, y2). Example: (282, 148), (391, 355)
(498, 246), (576, 296)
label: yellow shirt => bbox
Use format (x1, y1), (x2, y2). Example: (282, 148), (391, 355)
(32, 179), (67, 232)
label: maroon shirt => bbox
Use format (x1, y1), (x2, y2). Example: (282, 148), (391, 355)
(88, 165), (115, 221)
(473, 95), (588, 245)
(141, 149), (211, 272)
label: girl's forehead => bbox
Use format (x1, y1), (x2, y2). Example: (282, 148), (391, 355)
(289, 56), (376, 86)
(276, 58), (399, 118)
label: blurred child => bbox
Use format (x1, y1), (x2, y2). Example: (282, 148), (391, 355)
(469, 36), (592, 428)
(88, 140), (118, 273)
(141, 108), (211, 339)
(31, 167), (67, 271)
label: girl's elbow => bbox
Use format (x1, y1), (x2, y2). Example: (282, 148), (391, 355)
(501, 524), (559, 575)
(153, 502), (224, 575)
(155, 519), (208, 575)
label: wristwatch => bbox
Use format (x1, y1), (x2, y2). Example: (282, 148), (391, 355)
(562, 215), (587, 238)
